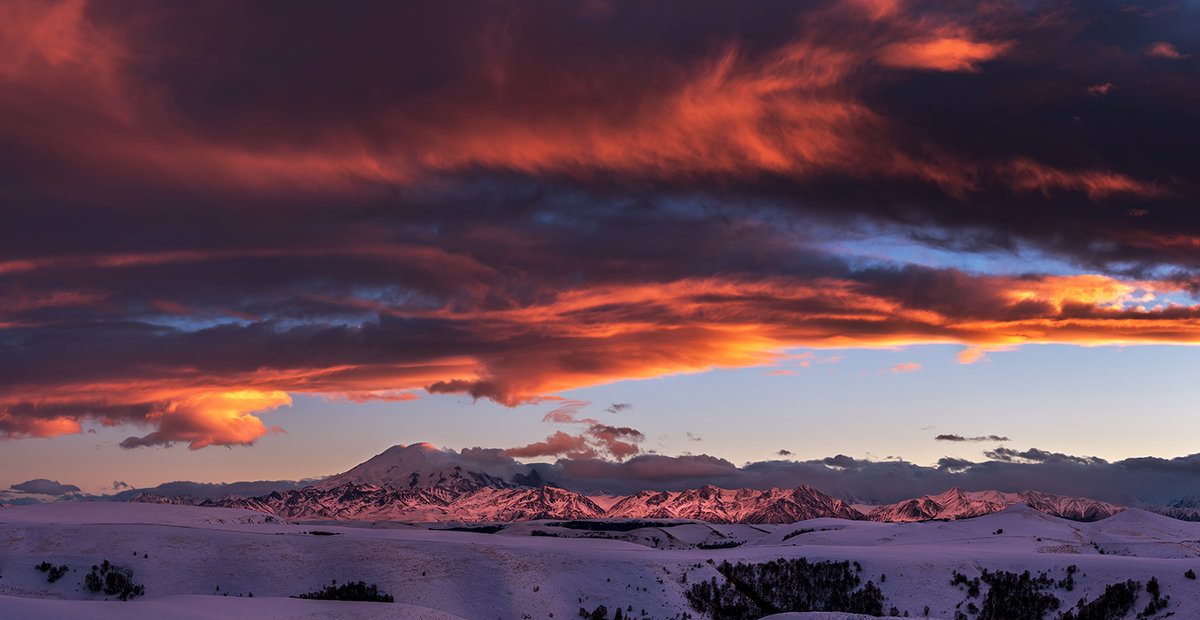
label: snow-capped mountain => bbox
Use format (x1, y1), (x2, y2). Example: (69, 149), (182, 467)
(314, 443), (532, 492)
(129, 444), (1130, 524)
(449, 487), (606, 521)
(866, 487), (1124, 522)
(606, 485), (862, 524)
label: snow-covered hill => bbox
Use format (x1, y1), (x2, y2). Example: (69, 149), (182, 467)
(7, 502), (1200, 619)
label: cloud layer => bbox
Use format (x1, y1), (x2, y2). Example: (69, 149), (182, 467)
(1, 0), (1198, 448)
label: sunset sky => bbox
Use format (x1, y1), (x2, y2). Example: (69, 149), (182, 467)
(3, 0), (1200, 502)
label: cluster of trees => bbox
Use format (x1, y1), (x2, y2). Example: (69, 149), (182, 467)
(549, 520), (682, 532)
(695, 540), (743, 550)
(1059, 579), (1141, 620)
(84, 560), (144, 601)
(973, 569), (1060, 620)
(1138, 577), (1169, 618)
(578, 605), (636, 620)
(437, 525), (505, 534)
(951, 571), (982, 598)
(1057, 566), (1078, 592)
(782, 527), (830, 541)
(949, 566), (1175, 620)
(34, 561), (69, 583)
(685, 558), (884, 619)
(578, 605), (676, 620)
(293, 580), (393, 602)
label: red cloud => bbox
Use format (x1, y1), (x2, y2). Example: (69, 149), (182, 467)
(504, 431), (595, 460)
(1147, 41), (1187, 59)
(1002, 158), (1163, 200)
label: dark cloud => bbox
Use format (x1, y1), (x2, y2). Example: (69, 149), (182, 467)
(605, 403), (632, 414)
(936, 457), (975, 471)
(559, 453), (741, 486)
(982, 446), (1106, 466)
(935, 434), (1011, 442)
(777, 449), (793, 456)
(10, 479), (82, 496)
(822, 454), (861, 470)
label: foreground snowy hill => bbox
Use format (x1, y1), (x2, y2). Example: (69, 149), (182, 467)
(4, 502), (1200, 619)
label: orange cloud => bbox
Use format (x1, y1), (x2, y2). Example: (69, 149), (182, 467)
(888, 362), (922, 373)
(7, 269), (1200, 445)
(763, 369), (799, 375)
(93, 390), (293, 450)
(878, 36), (1012, 72)
(325, 391), (423, 403)
(0, 412), (81, 439)
(956, 346), (989, 365)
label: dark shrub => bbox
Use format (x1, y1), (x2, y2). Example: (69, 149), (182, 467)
(293, 580), (393, 603)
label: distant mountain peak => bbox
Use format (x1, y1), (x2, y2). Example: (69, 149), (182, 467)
(313, 443), (537, 493)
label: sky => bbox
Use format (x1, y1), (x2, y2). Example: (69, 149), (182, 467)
(3, 0), (1200, 503)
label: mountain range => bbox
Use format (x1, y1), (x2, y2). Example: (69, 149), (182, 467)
(131, 443), (1128, 524)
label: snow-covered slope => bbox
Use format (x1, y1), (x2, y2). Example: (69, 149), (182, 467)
(867, 487), (1124, 522)
(7, 501), (1200, 619)
(0, 501), (285, 527)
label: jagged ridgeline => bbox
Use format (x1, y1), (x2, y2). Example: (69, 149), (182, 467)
(130, 443), (1126, 523)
